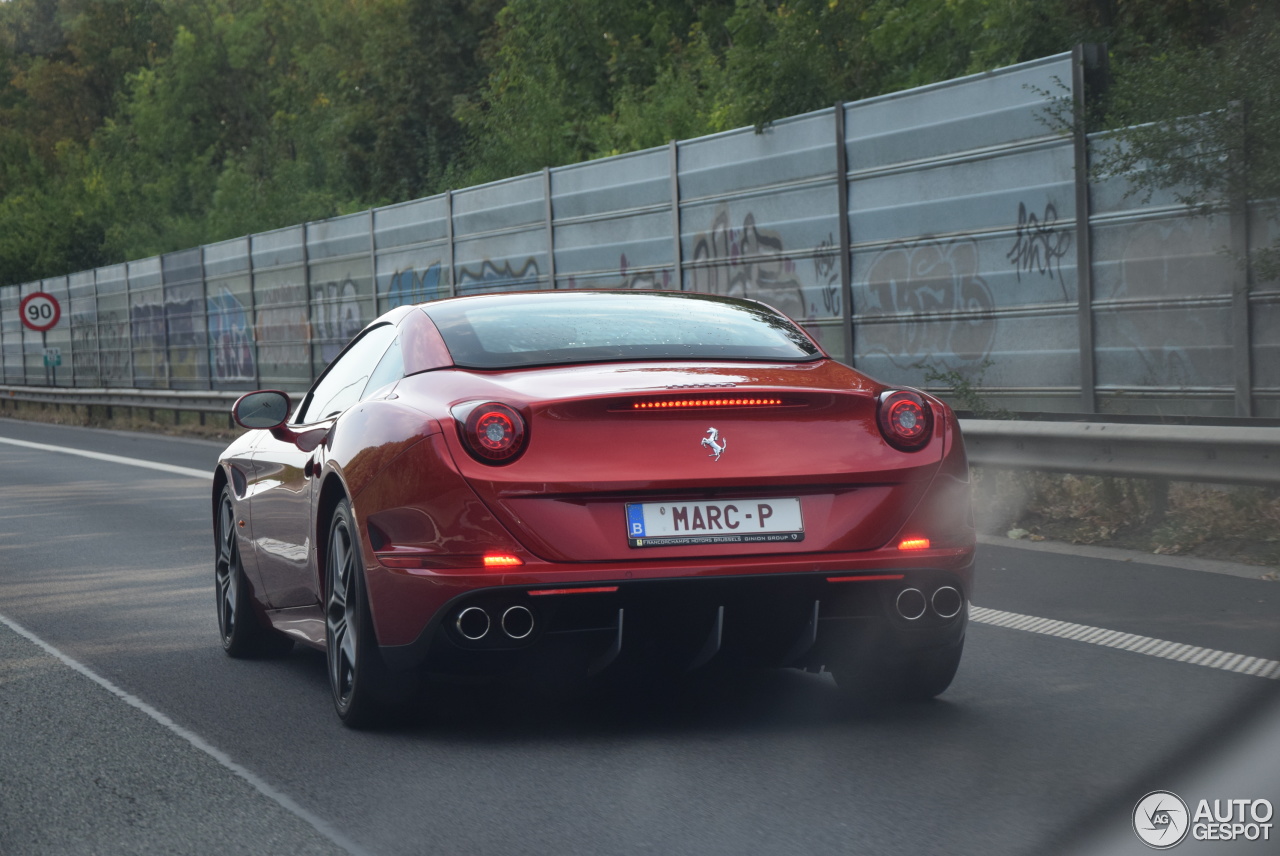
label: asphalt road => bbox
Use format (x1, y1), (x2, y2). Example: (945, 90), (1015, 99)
(1, 417), (1277, 855)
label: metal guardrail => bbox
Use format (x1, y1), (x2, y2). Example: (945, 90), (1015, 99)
(3, 385), (1278, 486)
(962, 418), (1280, 487)
(1, 384), (241, 414)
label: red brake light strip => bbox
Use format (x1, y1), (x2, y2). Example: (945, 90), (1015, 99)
(633, 397), (782, 410)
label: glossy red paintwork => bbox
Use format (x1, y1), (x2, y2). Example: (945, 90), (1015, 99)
(214, 293), (976, 665)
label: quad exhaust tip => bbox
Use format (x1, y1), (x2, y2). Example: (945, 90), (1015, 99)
(895, 588), (927, 621)
(455, 604), (537, 641)
(456, 606), (491, 641)
(501, 605), (535, 640)
(895, 586), (964, 620)
(932, 585), (963, 619)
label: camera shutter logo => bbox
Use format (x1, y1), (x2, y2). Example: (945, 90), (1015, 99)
(1134, 791), (1190, 849)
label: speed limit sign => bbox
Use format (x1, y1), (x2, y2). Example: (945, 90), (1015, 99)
(20, 291), (61, 332)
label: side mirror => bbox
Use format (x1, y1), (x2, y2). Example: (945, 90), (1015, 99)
(231, 390), (329, 453)
(232, 390), (291, 429)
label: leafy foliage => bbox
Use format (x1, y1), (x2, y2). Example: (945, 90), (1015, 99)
(1097, 3), (1280, 279)
(1, 0), (1273, 286)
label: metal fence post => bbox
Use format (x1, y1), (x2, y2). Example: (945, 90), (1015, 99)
(446, 190), (456, 298)
(199, 245), (209, 390)
(248, 235), (261, 390)
(544, 167), (557, 289)
(126, 266), (137, 389)
(670, 140), (683, 290)
(835, 102), (854, 368)
(1072, 44), (1104, 414)
(1229, 101), (1255, 418)
(369, 208), (379, 314)
(302, 222), (313, 385)
(93, 269), (103, 387)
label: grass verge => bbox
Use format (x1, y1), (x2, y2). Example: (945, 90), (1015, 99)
(975, 469), (1280, 576)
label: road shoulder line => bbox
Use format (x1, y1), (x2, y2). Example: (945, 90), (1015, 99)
(0, 611), (368, 856)
(0, 435), (210, 479)
(970, 604), (1280, 680)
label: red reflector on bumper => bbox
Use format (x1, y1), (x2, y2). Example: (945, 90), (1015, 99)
(527, 586), (619, 597)
(897, 537), (931, 551)
(379, 556), (423, 569)
(827, 574), (906, 583)
(483, 554), (523, 568)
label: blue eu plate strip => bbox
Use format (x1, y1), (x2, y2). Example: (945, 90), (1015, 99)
(626, 504), (646, 538)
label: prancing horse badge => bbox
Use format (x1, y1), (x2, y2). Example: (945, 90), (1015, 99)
(700, 427), (726, 461)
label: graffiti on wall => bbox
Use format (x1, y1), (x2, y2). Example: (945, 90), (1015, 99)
(859, 237), (996, 370)
(611, 254), (675, 291)
(603, 216), (841, 321)
(388, 263), (447, 307)
(129, 296), (206, 384)
(811, 233), (842, 317)
(165, 292), (206, 383)
(1006, 202), (1072, 297)
(457, 259), (540, 295)
(97, 311), (130, 383)
(70, 314), (100, 381)
(255, 282), (310, 373)
(130, 300), (167, 383)
(312, 277), (364, 363)
(207, 288), (255, 384)
(688, 208), (807, 320)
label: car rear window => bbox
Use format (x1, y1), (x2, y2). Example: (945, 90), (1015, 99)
(421, 292), (822, 369)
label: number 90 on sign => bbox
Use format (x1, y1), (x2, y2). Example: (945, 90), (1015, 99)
(20, 292), (61, 332)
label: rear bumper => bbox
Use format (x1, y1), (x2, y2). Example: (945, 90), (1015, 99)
(378, 560), (971, 676)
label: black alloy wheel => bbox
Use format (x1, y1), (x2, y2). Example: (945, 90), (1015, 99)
(325, 498), (398, 727)
(215, 486), (292, 658)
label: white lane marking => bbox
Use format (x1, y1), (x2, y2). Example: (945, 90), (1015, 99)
(0, 436), (210, 479)
(970, 604), (1280, 680)
(0, 612), (369, 856)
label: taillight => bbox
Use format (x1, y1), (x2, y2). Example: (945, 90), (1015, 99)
(459, 402), (527, 464)
(878, 390), (932, 451)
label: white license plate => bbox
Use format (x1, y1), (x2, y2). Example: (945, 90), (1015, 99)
(626, 498), (804, 548)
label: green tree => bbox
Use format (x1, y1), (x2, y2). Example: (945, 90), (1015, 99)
(455, 0), (731, 181)
(2, 0), (1274, 289)
(301, 0), (503, 203)
(1099, 4), (1280, 278)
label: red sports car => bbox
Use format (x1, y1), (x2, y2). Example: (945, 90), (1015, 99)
(213, 291), (974, 726)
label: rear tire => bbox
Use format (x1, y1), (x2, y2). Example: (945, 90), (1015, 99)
(830, 639), (963, 705)
(325, 498), (403, 728)
(215, 486), (293, 658)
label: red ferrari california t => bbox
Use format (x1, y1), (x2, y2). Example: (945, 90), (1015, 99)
(213, 290), (974, 726)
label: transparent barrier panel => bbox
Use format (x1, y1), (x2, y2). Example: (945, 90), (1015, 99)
(377, 245), (451, 311)
(96, 264), (131, 387)
(253, 266), (311, 391)
(68, 270), (98, 387)
(163, 249), (208, 389)
(309, 257), (374, 376)
(375, 196), (449, 251)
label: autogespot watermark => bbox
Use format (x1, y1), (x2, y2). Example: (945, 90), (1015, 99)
(1133, 791), (1274, 848)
